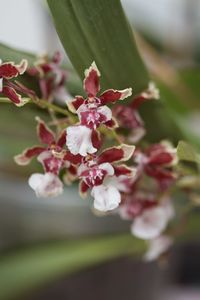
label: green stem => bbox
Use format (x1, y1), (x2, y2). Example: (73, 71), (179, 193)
(0, 97), (77, 122)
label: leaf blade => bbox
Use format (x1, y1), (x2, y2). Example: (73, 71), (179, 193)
(47, 0), (149, 94)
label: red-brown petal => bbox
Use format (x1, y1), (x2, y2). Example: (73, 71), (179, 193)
(83, 62), (100, 97)
(79, 180), (89, 198)
(98, 144), (135, 164)
(2, 86), (28, 106)
(56, 130), (66, 147)
(0, 59), (27, 79)
(36, 117), (55, 145)
(14, 146), (45, 165)
(113, 165), (133, 177)
(67, 96), (85, 113)
(63, 151), (83, 164)
(99, 88), (132, 105)
(149, 152), (174, 165)
(91, 130), (102, 150)
(104, 117), (118, 129)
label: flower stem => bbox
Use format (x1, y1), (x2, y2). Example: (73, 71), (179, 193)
(0, 97), (77, 122)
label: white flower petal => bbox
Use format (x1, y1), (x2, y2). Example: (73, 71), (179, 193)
(97, 105), (112, 122)
(28, 172), (63, 198)
(131, 207), (168, 240)
(144, 235), (173, 261)
(99, 163), (114, 176)
(66, 125), (97, 156)
(91, 184), (121, 212)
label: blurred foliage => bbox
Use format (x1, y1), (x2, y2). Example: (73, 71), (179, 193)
(0, 234), (145, 300)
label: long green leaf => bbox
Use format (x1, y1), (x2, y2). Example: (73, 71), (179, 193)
(47, 0), (149, 95)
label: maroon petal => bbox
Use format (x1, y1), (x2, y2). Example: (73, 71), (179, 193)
(14, 146), (45, 165)
(114, 165), (134, 177)
(63, 151), (83, 164)
(39, 78), (53, 100)
(145, 166), (174, 180)
(149, 152), (174, 166)
(79, 180), (89, 198)
(104, 117), (118, 129)
(99, 88), (132, 105)
(68, 165), (77, 176)
(56, 130), (66, 148)
(9, 80), (37, 100)
(91, 130), (102, 150)
(67, 96), (85, 112)
(36, 117), (55, 145)
(2, 86), (28, 106)
(0, 59), (27, 79)
(98, 144), (135, 164)
(83, 62), (100, 97)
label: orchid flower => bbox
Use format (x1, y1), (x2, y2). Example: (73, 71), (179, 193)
(28, 172), (63, 197)
(66, 62), (132, 156)
(15, 117), (82, 179)
(27, 52), (70, 102)
(78, 144), (135, 211)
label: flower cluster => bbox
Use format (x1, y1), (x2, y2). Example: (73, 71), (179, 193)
(6, 58), (184, 261)
(27, 52), (69, 103)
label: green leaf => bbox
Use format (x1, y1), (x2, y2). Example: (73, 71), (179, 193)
(0, 43), (35, 65)
(47, 0), (149, 95)
(177, 141), (200, 163)
(0, 234), (145, 300)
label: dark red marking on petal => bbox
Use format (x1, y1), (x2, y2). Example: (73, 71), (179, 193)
(98, 147), (124, 164)
(114, 165), (132, 176)
(68, 165), (77, 176)
(104, 118), (118, 129)
(9, 80), (37, 100)
(0, 63), (19, 79)
(37, 119), (55, 145)
(149, 152), (174, 165)
(91, 130), (102, 150)
(99, 89), (122, 105)
(14, 146), (45, 165)
(84, 67), (100, 97)
(64, 151), (83, 164)
(71, 96), (85, 111)
(79, 180), (89, 196)
(56, 130), (66, 148)
(2, 86), (21, 104)
(145, 166), (174, 180)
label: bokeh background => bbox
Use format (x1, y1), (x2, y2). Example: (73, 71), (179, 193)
(0, 0), (200, 299)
